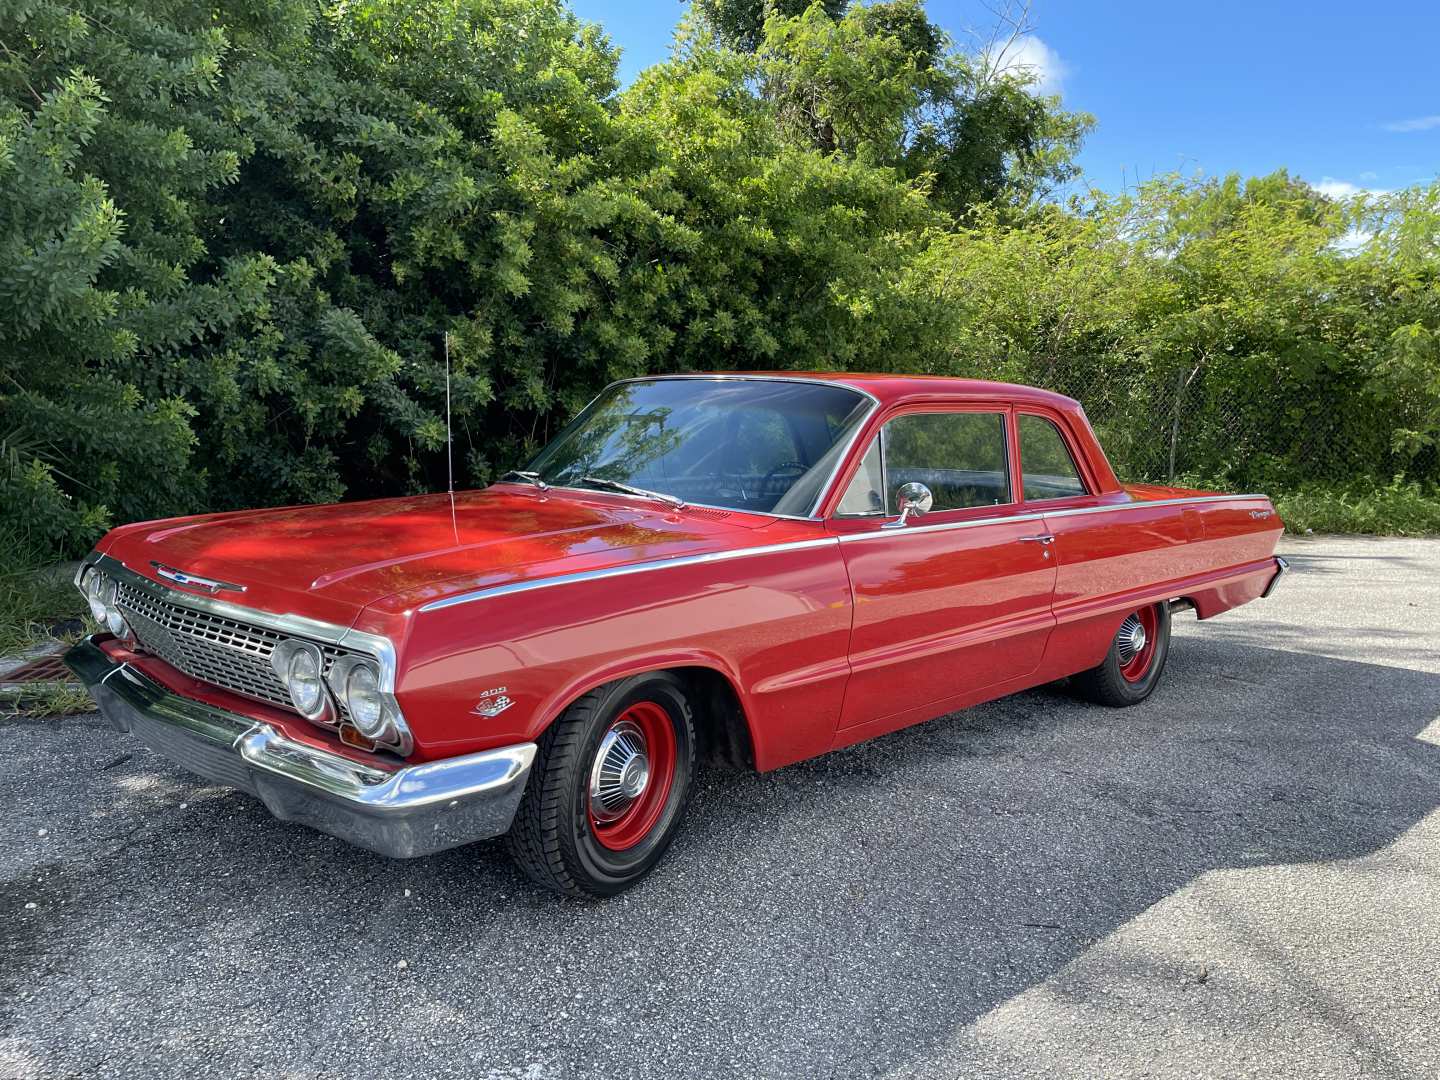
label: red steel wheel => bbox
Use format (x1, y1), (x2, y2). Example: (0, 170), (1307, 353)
(1069, 600), (1171, 707)
(506, 671), (697, 897)
(1115, 605), (1159, 683)
(587, 701), (677, 852)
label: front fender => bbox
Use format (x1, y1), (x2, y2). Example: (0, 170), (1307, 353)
(527, 648), (749, 739)
(384, 537), (854, 767)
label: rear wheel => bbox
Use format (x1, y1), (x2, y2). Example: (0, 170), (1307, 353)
(1071, 601), (1171, 706)
(505, 672), (696, 898)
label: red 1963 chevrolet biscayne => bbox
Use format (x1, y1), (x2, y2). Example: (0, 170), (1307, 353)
(66, 374), (1286, 896)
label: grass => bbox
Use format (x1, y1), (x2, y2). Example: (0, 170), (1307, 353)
(0, 542), (85, 655)
(1275, 479), (1440, 536)
(6, 683), (95, 718)
(0, 535), (92, 718)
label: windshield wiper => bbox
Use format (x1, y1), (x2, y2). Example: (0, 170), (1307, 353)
(580, 475), (686, 510)
(501, 470), (549, 491)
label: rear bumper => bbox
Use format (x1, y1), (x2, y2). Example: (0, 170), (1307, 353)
(64, 637), (535, 858)
(1262, 555), (1290, 598)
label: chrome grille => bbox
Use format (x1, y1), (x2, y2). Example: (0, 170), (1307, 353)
(115, 580), (354, 722)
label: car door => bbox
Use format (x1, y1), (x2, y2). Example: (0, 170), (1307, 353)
(829, 406), (1058, 730)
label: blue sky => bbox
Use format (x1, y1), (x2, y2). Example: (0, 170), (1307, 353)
(569, 0), (1440, 197)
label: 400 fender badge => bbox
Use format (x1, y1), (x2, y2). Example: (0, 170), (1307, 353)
(472, 687), (514, 718)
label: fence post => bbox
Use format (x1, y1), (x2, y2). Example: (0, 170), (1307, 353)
(1168, 362), (1201, 483)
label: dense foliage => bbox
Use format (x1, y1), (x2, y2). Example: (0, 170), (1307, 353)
(2, 0), (1437, 556)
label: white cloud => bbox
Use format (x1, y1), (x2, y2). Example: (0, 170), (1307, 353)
(1334, 228), (1373, 253)
(1312, 176), (1387, 199)
(1359, 170), (1379, 181)
(1383, 115), (1440, 132)
(991, 35), (1067, 96)
(1313, 177), (1365, 198)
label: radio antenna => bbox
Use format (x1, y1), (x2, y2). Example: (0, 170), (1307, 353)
(444, 331), (459, 541)
(444, 331), (454, 495)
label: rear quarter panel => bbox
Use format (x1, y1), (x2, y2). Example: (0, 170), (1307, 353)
(1041, 494), (1284, 675)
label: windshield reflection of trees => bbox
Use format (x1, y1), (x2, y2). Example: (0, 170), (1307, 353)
(543, 389), (685, 487)
(531, 382), (866, 514)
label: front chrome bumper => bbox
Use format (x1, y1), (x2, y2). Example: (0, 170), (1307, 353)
(65, 637), (535, 858)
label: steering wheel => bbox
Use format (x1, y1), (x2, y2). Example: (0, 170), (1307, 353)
(759, 461), (806, 493)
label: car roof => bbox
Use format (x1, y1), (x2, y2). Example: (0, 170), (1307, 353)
(644, 372), (1083, 412)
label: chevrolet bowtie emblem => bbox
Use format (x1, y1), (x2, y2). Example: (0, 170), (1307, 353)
(150, 562), (247, 594)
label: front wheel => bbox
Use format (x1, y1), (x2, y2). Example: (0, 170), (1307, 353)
(1071, 601), (1171, 706)
(505, 672), (696, 898)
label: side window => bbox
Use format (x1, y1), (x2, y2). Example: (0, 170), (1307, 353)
(838, 412), (1010, 515)
(1018, 414), (1087, 500)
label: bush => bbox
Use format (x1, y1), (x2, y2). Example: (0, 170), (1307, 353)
(1276, 480), (1440, 536)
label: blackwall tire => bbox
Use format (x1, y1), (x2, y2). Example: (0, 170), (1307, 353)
(1071, 602), (1172, 707)
(504, 671), (696, 898)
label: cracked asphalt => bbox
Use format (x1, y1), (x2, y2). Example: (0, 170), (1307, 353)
(3, 535), (1438, 1079)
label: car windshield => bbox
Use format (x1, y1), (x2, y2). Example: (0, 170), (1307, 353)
(524, 378), (872, 516)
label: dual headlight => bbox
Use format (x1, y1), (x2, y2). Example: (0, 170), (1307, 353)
(79, 567), (133, 642)
(270, 641), (402, 747)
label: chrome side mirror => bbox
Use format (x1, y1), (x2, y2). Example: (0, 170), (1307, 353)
(881, 482), (933, 529)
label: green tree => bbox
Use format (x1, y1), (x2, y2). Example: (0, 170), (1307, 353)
(692, 0), (847, 51)
(0, 1), (272, 550)
(752, 1), (1092, 213)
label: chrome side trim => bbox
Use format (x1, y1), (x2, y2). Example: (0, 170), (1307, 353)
(65, 638), (535, 858)
(1039, 494), (1270, 518)
(834, 493), (1272, 544)
(418, 493), (1274, 610)
(837, 511), (1046, 542)
(418, 536), (841, 612)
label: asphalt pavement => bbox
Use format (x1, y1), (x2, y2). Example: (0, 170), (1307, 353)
(2, 535), (1437, 1079)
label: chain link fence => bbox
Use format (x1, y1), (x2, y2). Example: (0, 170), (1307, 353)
(1016, 362), (1437, 496)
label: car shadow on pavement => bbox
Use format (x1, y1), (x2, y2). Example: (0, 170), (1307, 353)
(4, 635), (1438, 1079)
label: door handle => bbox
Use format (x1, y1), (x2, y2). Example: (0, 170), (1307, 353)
(1018, 534), (1056, 545)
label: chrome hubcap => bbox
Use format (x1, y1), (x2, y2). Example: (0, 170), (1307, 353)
(1116, 614), (1148, 665)
(589, 720), (650, 822)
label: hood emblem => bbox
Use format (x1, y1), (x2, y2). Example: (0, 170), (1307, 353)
(151, 562), (247, 594)
(473, 687), (514, 718)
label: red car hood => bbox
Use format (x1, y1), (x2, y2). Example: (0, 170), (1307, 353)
(99, 487), (784, 628)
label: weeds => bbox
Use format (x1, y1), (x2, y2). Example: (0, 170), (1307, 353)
(1276, 479), (1440, 536)
(0, 532), (92, 717)
(0, 536), (84, 655)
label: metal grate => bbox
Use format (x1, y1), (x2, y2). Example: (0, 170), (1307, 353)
(3, 651), (75, 683)
(115, 581), (354, 723)
(684, 506), (732, 520)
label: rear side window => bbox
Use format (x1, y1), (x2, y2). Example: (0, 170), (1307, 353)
(1019, 414), (1086, 500)
(838, 412), (1011, 514)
